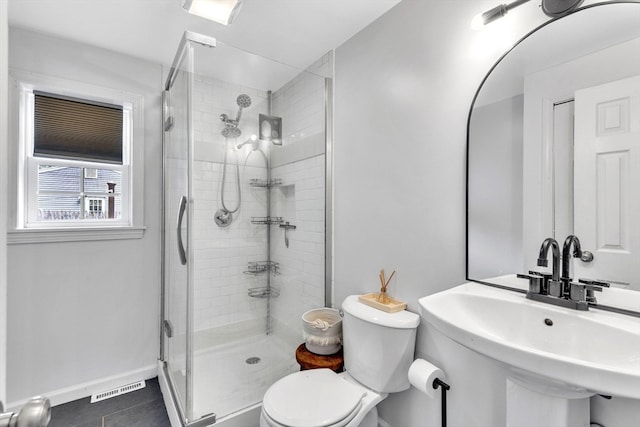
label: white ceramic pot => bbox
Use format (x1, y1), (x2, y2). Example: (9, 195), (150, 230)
(301, 308), (343, 355)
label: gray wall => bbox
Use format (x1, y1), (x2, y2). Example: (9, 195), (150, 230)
(334, 0), (510, 318)
(468, 95), (524, 280)
(334, 1), (494, 424)
(6, 28), (162, 404)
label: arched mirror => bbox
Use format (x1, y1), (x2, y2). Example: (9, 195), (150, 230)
(467, 2), (640, 292)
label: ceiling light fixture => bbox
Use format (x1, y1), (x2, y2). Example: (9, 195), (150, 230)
(182, 0), (243, 25)
(472, 0), (585, 28)
(472, 0), (530, 28)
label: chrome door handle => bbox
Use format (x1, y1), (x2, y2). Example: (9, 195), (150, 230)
(0, 396), (51, 427)
(177, 196), (187, 265)
(580, 251), (594, 263)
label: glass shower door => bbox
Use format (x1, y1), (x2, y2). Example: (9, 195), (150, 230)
(163, 36), (194, 423)
(161, 30), (331, 426)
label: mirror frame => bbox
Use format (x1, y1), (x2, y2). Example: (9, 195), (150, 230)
(465, 1), (637, 287)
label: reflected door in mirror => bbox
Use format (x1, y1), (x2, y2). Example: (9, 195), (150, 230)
(573, 75), (640, 286)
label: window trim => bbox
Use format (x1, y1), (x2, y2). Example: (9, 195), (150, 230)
(9, 70), (146, 243)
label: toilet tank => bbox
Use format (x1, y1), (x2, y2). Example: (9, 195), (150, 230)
(341, 295), (420, 393)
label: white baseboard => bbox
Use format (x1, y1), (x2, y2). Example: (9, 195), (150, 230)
(7, 364), (157, 411)
(378, 419), (392, 427)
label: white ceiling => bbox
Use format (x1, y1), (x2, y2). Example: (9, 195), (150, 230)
(8, 0), (402, 72)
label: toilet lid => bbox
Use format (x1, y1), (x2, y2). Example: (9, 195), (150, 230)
(263, 369), (366, 427)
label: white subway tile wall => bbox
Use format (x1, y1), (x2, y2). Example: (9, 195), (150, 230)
(270, 155), (326, 340)
(271, 54), (328, 146)
(187, 56), (327, 345)
(192, 160), (269, 330)
(269, 53), (327, 342)
(191, 75), (269, 332)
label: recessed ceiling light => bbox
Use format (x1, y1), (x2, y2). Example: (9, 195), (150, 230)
(182, 0), (243, 25)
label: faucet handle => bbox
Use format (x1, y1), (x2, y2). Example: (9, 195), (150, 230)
(518, 273), (544, 295)
(578, 279), (610, 303)
(569, 282), (587, 302)
(528, 270), (551, 278)
(529, 270), (552, 294)
(570, 279), (610, 304)
(578, 278), (610, 288)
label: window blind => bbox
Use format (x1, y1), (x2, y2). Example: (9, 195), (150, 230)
(34, 92), (123, 164)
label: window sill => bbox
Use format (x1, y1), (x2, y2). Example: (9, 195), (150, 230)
(7, 226), (146, 244)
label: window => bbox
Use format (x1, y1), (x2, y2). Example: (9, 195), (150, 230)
(29, 92), (127, 224)
(25, 90), (130, 226)
(10, 72), (145, 242)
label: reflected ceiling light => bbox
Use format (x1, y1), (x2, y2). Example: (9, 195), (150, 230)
(182, 0), (243, 25)
(472, 0), (585, 28)
(472, 0), (530, 29)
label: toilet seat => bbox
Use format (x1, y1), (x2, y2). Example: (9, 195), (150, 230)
(262, 369), (366, 427)
(261, 401), (362, 427)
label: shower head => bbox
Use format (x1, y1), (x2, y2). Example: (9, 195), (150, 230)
(222, 126), (242, 138)
(220, 94), (252, 138)
(235, 94), (252, 123)
(237, 94), (252, 108)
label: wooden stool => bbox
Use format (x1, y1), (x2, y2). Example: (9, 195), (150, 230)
(295, 343), (344, 373)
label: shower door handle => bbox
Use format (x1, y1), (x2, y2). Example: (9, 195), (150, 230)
(177, 196), (187, 265)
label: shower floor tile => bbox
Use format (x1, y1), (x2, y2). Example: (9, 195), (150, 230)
(191, 333), (299, 421)
(48, 377), (171, 427)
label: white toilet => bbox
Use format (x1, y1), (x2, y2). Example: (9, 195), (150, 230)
(260, 295), (420, 427)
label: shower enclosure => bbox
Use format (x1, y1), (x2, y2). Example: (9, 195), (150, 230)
(160, 32), (332, 426)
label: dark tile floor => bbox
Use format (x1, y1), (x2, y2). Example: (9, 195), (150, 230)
(49, 377), (172, 427)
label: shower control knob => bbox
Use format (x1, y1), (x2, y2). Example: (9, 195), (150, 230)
(214, 209), (233, 228)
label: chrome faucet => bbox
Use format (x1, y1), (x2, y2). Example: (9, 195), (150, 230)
(518, 236), (606, 310)
(561, 235), (582, 297)
(561, 235), (582, 281)
(537, 237), (562, 297)
(538, 237), (560, 281)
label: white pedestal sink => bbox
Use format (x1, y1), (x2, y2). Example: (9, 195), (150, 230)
(418, 279), (640, 427)
(506, 377), (589, 427)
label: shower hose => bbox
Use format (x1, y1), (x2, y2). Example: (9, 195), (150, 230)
(220, 137), (241, 214)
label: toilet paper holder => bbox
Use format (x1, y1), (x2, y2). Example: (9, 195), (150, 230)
(432, 378), (450, 427)
(408, 358), (450, 427)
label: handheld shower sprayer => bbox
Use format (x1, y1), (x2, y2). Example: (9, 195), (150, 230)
(235, 94), (252, 123)
(216, 94), (253, 228)
(219, 94), (252, 129)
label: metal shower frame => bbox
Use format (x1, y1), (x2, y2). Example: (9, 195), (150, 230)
(160, 30), (334, 426)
